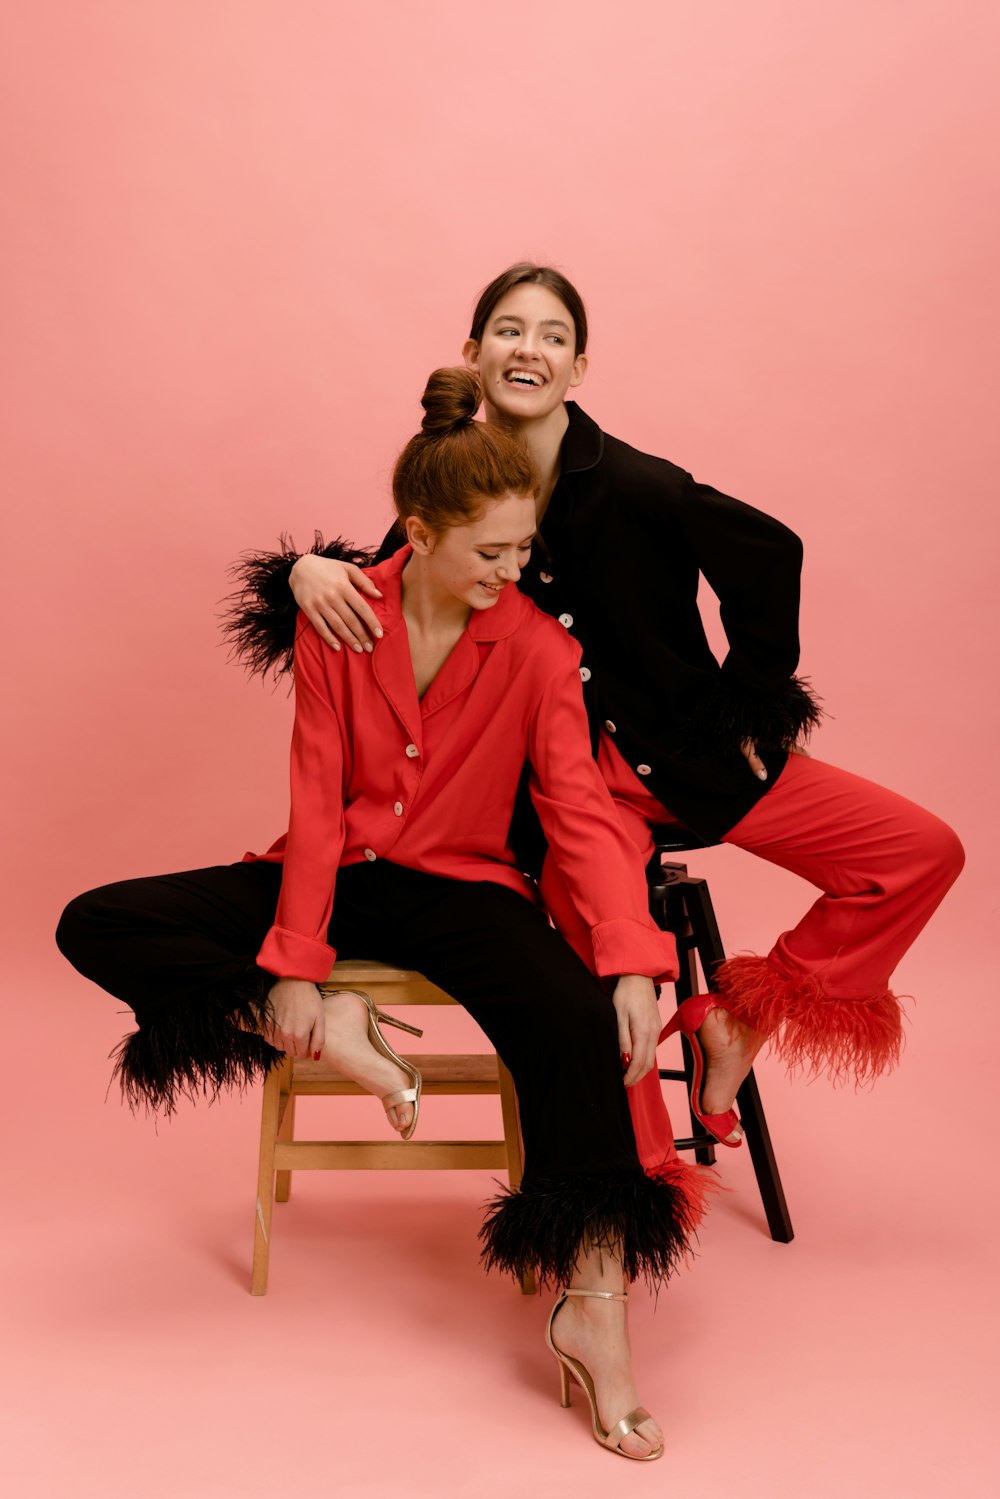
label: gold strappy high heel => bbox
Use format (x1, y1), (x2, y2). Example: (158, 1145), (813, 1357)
(545, 1288), (664, 1462)
(322, 987), (423, 1141)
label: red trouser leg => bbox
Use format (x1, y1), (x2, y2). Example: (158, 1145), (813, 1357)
(715, 753), (965, 1082)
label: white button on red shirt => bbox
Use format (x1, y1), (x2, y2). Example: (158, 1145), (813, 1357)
(404, 744), (419, 759)
(558, 613), (573, 628)
(579, 667), (591, 682)
(393, 802), (403, 816)
(364, 848), (377, 861)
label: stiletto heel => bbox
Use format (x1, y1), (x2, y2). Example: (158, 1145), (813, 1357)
(319, 987), (423, 1141)
(545, 1289), (663, 1461)
(659, 992), (746, 1148)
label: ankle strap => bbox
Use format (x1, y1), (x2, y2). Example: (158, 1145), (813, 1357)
(563, 1288), (628, 1303)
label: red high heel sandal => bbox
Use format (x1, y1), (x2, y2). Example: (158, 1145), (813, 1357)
(659, 993), (745, 1149)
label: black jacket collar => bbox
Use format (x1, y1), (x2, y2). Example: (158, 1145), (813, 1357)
(560, 402), (604, 475)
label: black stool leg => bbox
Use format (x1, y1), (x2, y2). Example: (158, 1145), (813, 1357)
(650, 860), (795, 1244)
(679, 871), (794, 1245)
(734, 1071), (793, 1244)
(660, 880), (716, 1167)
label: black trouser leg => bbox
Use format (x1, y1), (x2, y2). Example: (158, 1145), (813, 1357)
(56, 862), (284, 1111)
(56, 862), (284, 1017)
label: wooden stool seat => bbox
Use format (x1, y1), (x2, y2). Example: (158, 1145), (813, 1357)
(251, 958), (531, 1295)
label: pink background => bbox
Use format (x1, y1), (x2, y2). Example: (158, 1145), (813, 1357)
(2, 3), (997, 1496)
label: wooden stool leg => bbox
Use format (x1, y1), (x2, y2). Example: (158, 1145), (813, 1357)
(497, 1058), (536, 1296)
(275, 1084), (296, 1204)
(251, 1057), (290, 1295)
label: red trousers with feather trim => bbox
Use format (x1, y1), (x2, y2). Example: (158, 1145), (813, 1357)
(541, 745), (964, 1174)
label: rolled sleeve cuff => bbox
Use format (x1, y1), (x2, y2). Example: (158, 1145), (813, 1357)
(257, 926), (336, 983)
(591, 919), (679, 985)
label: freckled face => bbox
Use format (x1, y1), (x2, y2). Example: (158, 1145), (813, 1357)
(421, 494), (537, 610)
(465, 284), (587, 422)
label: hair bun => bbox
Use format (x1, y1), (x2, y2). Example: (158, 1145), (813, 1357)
(420, 367), (482, 435)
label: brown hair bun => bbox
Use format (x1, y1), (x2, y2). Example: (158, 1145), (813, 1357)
(392, 367), (537, 531)
(420, 367), (482, 435)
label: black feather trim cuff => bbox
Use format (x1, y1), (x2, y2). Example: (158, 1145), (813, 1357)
(109, 968), (282, 1116)
(676, 673), (823, 756)
(219, 532), (376, 681)
(479, 1162), (711, 1290)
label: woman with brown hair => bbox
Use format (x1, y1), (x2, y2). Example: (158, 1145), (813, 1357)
(57, 367), (714, 1462)
(251, 262), (963, 1157)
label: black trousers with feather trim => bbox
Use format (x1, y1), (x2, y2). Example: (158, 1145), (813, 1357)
(57, 859), (699, 1287)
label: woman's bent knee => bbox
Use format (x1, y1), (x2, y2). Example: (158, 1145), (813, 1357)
(942, 824), (965, 883)
(921, 817), (965, 891)
(55, 889), (101, 969)
(55, 882), (131, 980)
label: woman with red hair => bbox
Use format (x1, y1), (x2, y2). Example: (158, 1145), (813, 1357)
(58, 367), (717, 1462)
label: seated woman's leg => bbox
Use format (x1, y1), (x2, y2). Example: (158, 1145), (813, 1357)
(55, 861), (284, 1111)
(717, 753), (965, 1083)
(329, 859), (696, 1458)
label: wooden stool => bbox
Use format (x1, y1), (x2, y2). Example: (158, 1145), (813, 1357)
(251, 958), (533, 1296)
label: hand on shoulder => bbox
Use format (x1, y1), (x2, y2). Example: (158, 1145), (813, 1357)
(290, 554), (384, 655)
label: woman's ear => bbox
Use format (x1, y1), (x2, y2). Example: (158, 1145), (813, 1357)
(569, 352), (588, 389)
(463, 338), (480, 375)
(404, 515), (437, 555)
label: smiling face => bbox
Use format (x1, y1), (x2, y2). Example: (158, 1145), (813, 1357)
(405, 493), (537, 611)
(464, 283), (587, 424)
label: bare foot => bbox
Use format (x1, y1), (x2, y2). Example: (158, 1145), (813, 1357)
(549, 1295), (663, 1459)
(697, 1006), (764, 1117)
(319, 992), (415, 1135)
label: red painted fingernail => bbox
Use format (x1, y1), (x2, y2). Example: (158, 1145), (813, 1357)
(313, 1050), (322, 1061)
(621, 1052), (631, 1068)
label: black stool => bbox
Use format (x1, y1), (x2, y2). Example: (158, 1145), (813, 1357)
(648, 825), (794, 1244)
